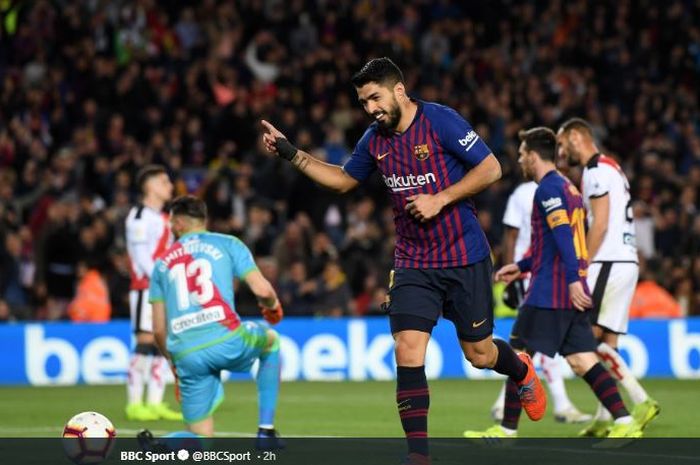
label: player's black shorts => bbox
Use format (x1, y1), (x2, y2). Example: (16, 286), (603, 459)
(386, 257), (493, 342)
(510, 306), (597, 357)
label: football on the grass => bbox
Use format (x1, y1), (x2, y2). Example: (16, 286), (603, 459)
(62, 411), (116, 464)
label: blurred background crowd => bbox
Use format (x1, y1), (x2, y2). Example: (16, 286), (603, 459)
(1, 0), (699, 321)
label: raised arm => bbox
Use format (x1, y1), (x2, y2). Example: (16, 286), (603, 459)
(261, 120), (359, 194)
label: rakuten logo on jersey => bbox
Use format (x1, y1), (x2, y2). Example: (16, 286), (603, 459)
(383, 172), (437, 192)
(458, 131), (479, 150)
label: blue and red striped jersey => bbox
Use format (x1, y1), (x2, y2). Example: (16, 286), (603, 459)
(517, 170), (590, 309)
(343, 100), (493, 269)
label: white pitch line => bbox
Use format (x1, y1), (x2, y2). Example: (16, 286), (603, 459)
(0, 426), (345, 438)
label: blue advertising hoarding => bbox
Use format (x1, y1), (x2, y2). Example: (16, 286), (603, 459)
(0, 317), (698, 385)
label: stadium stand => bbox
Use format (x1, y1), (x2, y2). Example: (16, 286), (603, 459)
(0, 0), (699, 319)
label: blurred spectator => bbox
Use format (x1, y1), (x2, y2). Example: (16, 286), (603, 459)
(353, 272), (388, 316)
(0, 229), (29, 318)
(34, 199), (81, 320)
(272, 219), (311, 273)
(279, 261), (317, 316)
(105, 248), (131, 320)
(67, 261), (111, 322)
(0, 300), (16, 322)
(314, 261), (353, 317)
(630, 269), (683, 319)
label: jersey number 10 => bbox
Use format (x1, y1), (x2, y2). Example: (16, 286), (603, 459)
(571, 207), (589, 261)
(168, 259), (215, 310)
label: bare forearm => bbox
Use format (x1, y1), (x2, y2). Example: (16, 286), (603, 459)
(246, 269), (279, 307)
(437, 155), (502, 206)
(503, 228), (518, 264)
(290, 151), (357, 193)
(587, 223), (607, 261)
(256, 289), (278, 308)
(154, 331), (169, 361)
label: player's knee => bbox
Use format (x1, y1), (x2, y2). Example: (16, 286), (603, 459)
(591, 325), (604, 341)
(264, 329), (279, 352)
(466, 351), (492, 369)
(566, 352), (597, 376)
(463, 345), (493, 368)
(394, 338), (426, 366)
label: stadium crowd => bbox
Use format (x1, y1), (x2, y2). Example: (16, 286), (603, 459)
(1, 0), (699, 321)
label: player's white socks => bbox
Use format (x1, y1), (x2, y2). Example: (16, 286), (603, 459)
(492, 384), (506, 412)
(596, 342), (649, 404)
(147, 355), (167, 405)
(127, 353), (150, 404)
(538, 353), (573, 413)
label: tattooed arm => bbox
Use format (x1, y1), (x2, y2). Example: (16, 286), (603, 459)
(261, 120), (359, 194)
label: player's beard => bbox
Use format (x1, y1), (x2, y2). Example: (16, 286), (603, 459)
(376, 99), (402, 130)
(564, 145), (582, 167)
(520, 154), (536, 181)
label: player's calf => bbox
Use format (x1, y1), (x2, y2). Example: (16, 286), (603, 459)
(257, 327), (281, 435)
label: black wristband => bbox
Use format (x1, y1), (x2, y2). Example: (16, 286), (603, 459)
(275, 137), (298, 161)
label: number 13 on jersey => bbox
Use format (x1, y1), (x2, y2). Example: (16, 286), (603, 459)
(168, 259), (215, 310)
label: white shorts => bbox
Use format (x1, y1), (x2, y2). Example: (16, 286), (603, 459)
(586, 262), (639, 334)
(129, 289), (153, 333)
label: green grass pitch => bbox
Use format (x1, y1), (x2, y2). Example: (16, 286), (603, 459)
(0, 379), (697, 438)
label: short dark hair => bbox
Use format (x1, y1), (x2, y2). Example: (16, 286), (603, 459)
(559, 117), (593, 138)
(169, 195), (207, 220)
(351, 57), (404, 89)
(136, 164), (167, 193)
(519, 127), (557, 161)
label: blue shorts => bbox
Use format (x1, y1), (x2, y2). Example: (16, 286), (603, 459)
(173, 321), (270, 424)
(386, 258), (494, 342)
(510, 306), (597, 357)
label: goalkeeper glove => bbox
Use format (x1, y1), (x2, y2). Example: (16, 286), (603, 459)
(260, 301), (284, 325)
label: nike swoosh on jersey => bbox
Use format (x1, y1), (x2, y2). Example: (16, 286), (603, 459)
(377, 151), (390, 160)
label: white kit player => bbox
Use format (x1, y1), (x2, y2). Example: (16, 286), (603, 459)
(489, 180), (592, 424)
(125, 165), (182, 421)
(557, 118), (660, 437)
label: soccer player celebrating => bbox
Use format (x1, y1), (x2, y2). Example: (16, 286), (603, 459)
(557, 118), (660, 437)
(464, 127), (642, 441)
(487, 177), (592, 424)
(125, 165), (182, 421)
(261, 57), (545, 464)
(147, 195), (284, 445)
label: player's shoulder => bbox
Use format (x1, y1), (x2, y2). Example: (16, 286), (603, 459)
(421, 100), (464, 122)
(203, 231), (247, 249)
(126, 204), (161, 224)
(126, 204), (144, 222)
(513, 181), (538, 200)
(356, 123), (380, 147)
(584, 153), (621, 174)
(153, 241), (180, 271)
(536, 172), (567, 201)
